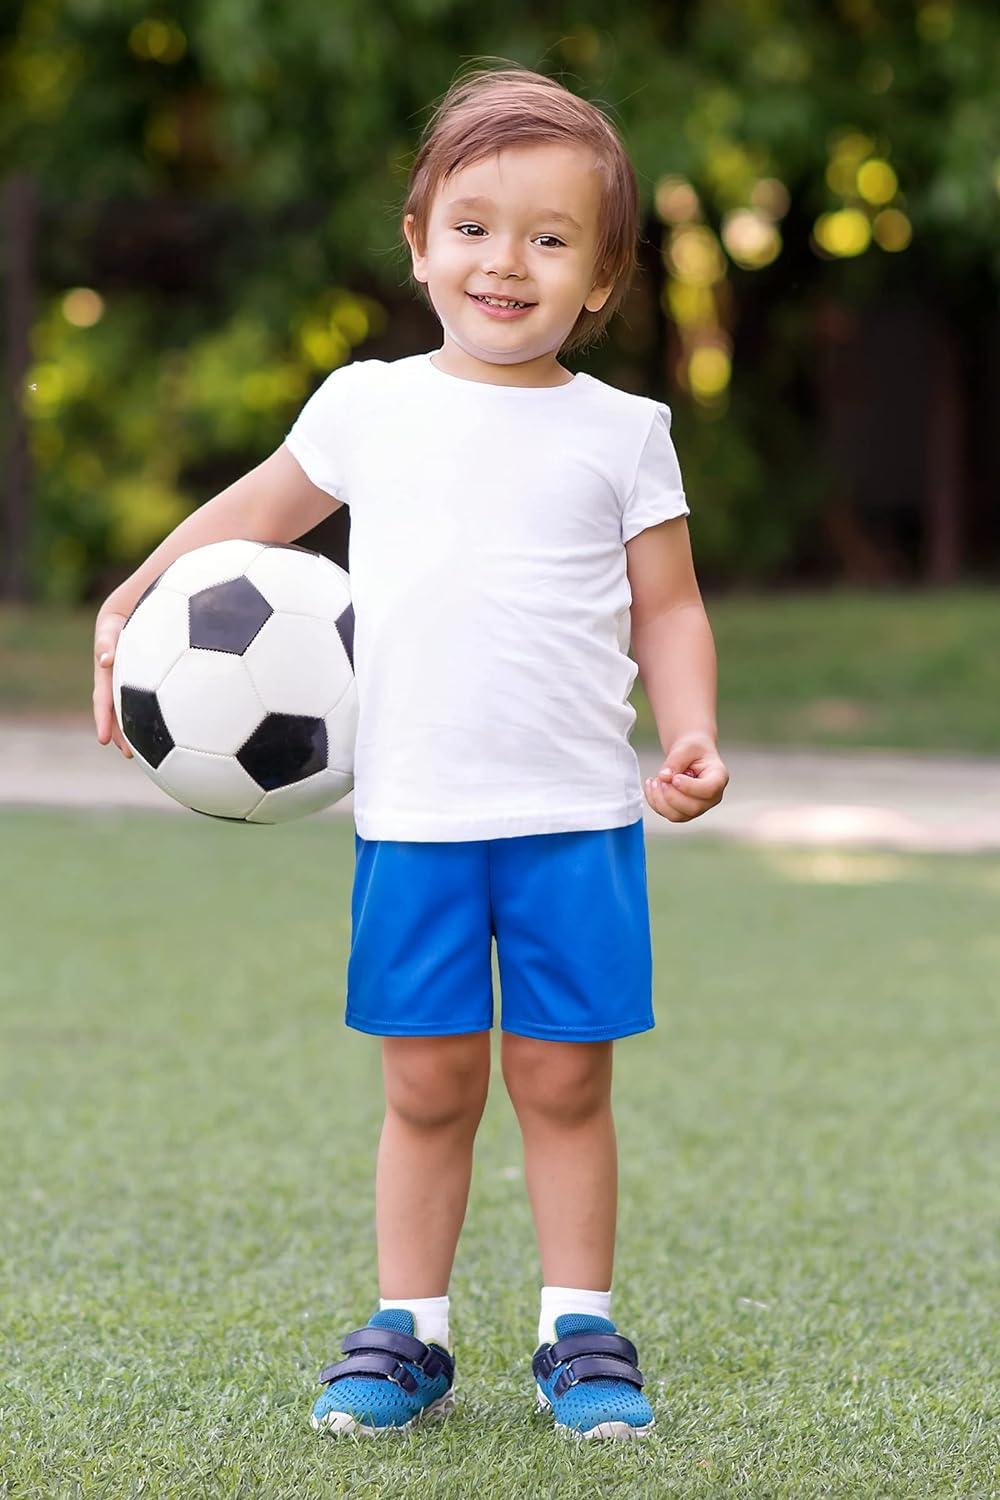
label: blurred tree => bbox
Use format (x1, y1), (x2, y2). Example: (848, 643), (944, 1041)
(1, 0), (997, 599)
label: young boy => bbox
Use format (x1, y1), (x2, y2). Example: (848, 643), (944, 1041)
(93, 64), (729, 1442)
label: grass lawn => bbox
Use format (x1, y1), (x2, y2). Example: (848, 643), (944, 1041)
(2, 809), (997, 1498)
(3, 586), (999, 753)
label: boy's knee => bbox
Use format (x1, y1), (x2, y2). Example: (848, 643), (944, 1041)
(382, 1032), (491, 1130)
(501, 1034), (612, 1124)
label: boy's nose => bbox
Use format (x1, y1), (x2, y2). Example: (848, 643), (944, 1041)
(482, 244), (527, 279)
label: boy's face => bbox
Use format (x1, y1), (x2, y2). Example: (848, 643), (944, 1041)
(404, 142), (615, 379)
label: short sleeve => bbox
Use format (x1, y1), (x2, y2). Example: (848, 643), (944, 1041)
(283, 360), (366, 505)
(621, 402), (689, 544)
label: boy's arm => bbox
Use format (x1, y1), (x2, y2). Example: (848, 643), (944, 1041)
(102, 443), (341, 617)
(625, 515), (728, 820)
(94, 444), (339, 755)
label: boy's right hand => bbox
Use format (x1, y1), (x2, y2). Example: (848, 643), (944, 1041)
(93, 608), (134, 758)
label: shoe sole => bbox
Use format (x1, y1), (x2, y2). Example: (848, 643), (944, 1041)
(311, 1385), (457, 1438)
(535, 1384), (655, 1441)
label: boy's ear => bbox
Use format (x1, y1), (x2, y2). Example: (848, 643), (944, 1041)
(403, 213), (428, 285)
(584, 274), (615, 314)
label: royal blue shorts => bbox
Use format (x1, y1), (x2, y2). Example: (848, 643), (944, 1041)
(344, 818), (654, 1043)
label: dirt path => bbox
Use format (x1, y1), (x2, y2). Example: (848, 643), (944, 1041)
(2, 715), (998, 852)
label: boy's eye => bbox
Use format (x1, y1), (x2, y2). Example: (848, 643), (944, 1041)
(454, 224), (565, 248)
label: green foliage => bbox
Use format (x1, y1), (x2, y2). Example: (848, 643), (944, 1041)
(2, 2), (998, 598)
(23, 284), (384, 602)
(675, 387), (829, 582)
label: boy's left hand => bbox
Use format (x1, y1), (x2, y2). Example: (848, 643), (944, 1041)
(644, 733), (729, 823)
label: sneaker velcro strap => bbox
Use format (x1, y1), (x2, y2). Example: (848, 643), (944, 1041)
(549, 1333), (639, 1368)
(552, 1354), (645, 1398)
(340, 1326), (452, 1380)
(318, 1350), (418, 1393)
(532, 1334), (643, 1387)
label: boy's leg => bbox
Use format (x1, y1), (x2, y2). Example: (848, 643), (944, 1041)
(489, 824), (650, 1291)
(314, 834), (494, 1436)
(487, 827), (655, 1438)
(501, 1033), (654, 1440)
(376, 1030), (492, 1297)
(500, 1033), (616, 1290)
(312, 1032), (486, 1437)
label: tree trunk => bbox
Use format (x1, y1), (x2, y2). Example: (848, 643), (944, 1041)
(2, 170), (38, 603)
(924, 316), (963, 583)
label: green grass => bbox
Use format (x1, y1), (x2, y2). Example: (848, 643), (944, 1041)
(706, 586), (1000, 754)
(2, 809), (997, 1498)
(4, 586), (999, 753)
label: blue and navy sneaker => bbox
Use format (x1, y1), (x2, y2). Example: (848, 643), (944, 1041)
(311, 1308), (456, 1437)
(532, 1313), (656, 1440)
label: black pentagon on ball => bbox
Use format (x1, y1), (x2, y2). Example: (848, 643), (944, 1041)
(336, 602), (355, 671)
(264, 542), (324, 559)
(119, 685), (174, 768)
(189, 576), (272, 654)
(237, 713), (328, 791)
(128, 573), (163, 621)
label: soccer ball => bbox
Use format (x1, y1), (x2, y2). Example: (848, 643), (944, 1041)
(111, 538), (357, 823)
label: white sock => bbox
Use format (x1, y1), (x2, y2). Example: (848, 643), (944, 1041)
(379, 1294), (451, 1351)
(538, 1284), (612, 1347)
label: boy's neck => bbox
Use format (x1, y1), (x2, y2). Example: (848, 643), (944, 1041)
(430, 343), (574, 389)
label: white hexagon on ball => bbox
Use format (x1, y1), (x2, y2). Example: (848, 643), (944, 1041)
(160, 538), (269, 596)
(244, 546), (350, 618)
(158, 651), (266, 755)
(154, 747), (265, 820)
(247, 767), (355, 824)
(243, 613), (348, 717)
(112, 586), (190, 694)
(325, 681), (360, 774)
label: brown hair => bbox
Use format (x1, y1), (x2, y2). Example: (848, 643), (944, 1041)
(399, 60), (641, 356)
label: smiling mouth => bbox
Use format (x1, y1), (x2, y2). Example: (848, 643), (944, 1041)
(468, 293), (536, 309)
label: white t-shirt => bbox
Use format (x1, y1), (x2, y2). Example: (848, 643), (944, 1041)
(283, 349), (689, 841)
